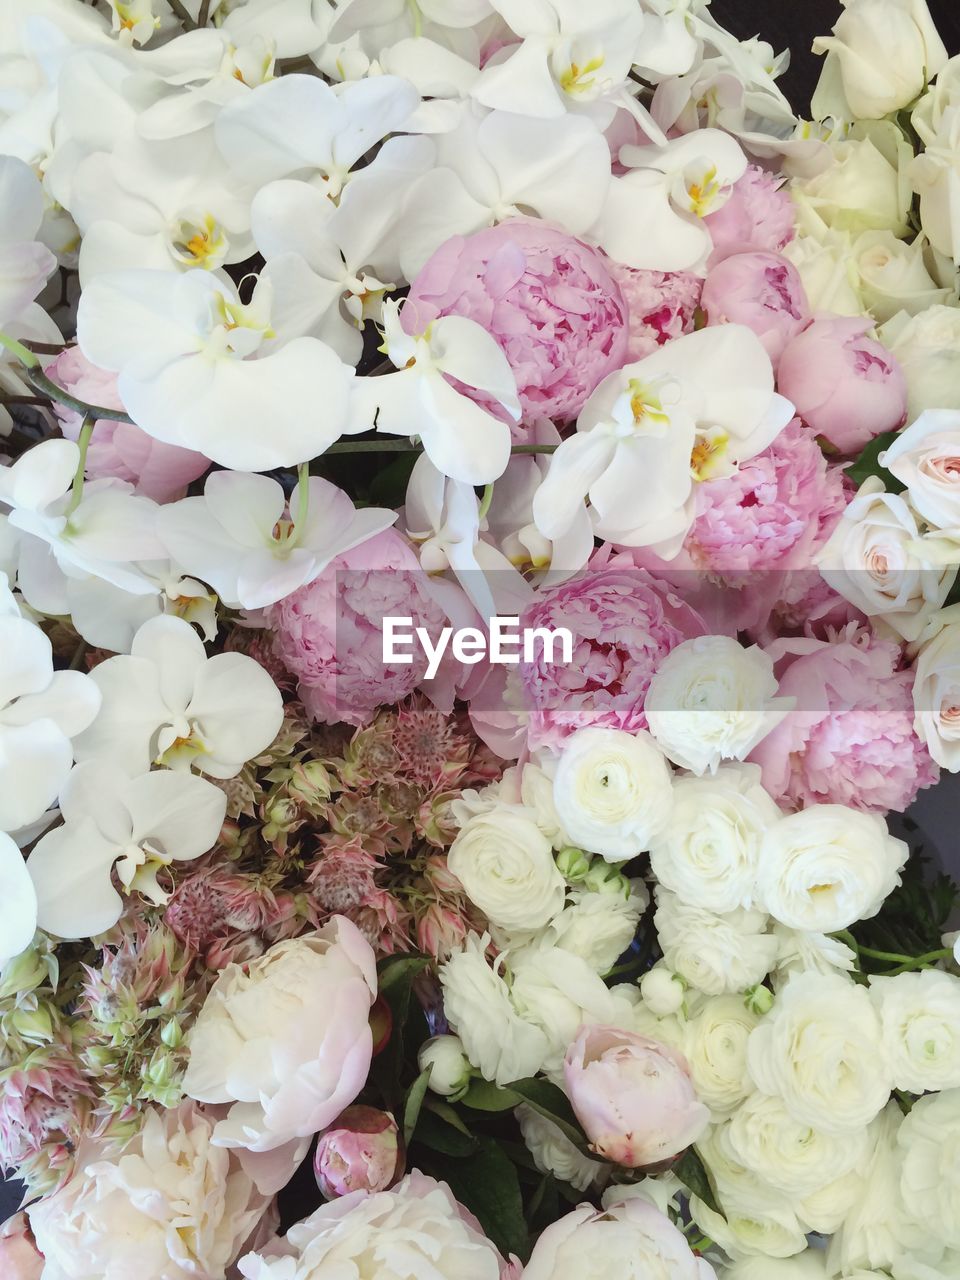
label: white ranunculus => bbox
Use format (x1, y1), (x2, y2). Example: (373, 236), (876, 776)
(720, 1252), (829, 1280)
(649, 764), (780, 913)
(818, 477), (954, 641)
(827, 1103), (910, 1275)
(881, 410), (960, 530)
(879, 305), (960, 419)
(682, 994), (760, 1118)
(182, 921), (377, 1160)
(792, 132), (911, 238)
(796, 1167), (865, 1235)
(870, 969), (960, 1093)
(893, 1252), (960, 1280)
(771, 923), (858, 987)
(516, 1105), (604, 1194)
(912, 604), (960, 769)
(898, 1088), (960, 1252)
(551, 727), (674, 863)
(644, 638), (791, 776)
(747, 972), (892, 1135)
(538, 884), (647, 973)
(28, 1103), (272, 1280)
(447, 804), (566, 932)
(757, 804), (908, 933)
(851, 230), (954, 323)
(655, 891), (778, 996)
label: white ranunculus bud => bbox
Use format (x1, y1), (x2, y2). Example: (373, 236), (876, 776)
(418, 1035), (472, 1100)
(870, 969), (960, 1093)
(640, 965), (686, 1016)
(552, 727), (673, 863)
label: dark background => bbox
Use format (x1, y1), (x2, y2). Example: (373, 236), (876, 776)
(3, 0), (960, 1226)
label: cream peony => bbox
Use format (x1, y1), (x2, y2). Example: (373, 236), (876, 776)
(757, 804), (908, 933)
(912, 605), (960, 769)
(682, 994), (761, 1118)
(871, 969), (960, 1092)
(28, 1103), (272, 1280)
(551, 727), (673, 863)
(655, 890), (778, 996)
(645, 638), (791, 776)
(747, 973), (891, 1135)
(516, 1105), (605, 1194)
(182, 920), (377, 1159)
(898, 1088), (960, 1252)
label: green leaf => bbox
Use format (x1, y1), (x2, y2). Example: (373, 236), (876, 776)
(377, 954), (430, 995)
(508, 1078), (596, 1157)
(462, 1079), (521, 1112)
(402, 1066), (432, 1145)
(366, 450), (420, 507)
(845, 430), (904, 493)
(675, 1147), (722, 1216)
(422, 1097), (475, 1137)
(429, 1137), (528, 1260)
(411, 1108), (478, 1157)
(370, 955), (431, 1110)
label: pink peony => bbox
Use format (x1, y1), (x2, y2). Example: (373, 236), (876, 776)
(700, 251), (809, 367)
(563, 1025), (709, 1168)
(47, 347), (209, 502)
(0, 1215), (43, 1280)
(516, 555), (704, 750)
(776, 315), (908, 454)
(403, 218), (628, 426)
(751, 623), (939, 813)
(704, 164), (796, 264)
(314, 1106), (403, 1199)
(266, 529), (449, 728)
(606, 264), (703, 361)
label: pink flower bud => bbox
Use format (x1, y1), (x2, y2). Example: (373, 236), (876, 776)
(314, 1106), (404, 1198)
(416, 904), (469, 960)
(0, 1214), (44, 1280)
(700, 250), (809, 367)
(563, 1025), (709, 1168)
(369, 996), (393, 1056)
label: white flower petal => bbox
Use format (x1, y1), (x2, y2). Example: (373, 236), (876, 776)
(28, 817), (123, 940)
(0, 720), (73, 832)
(125, 768), (226, 860)
(0, 830), (37, 966)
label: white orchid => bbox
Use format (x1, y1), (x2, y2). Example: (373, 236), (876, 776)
(73, 613), (283, 777)
(0, 613), (101, 833)
(27, 760), (227, 939)
(532, 324), (794, 556)
(0, 831), (37, 968)
(0, 155), (57, 324)
(157, 471), (397, 610)
(350, 298), (520, 485)
(76, 269), (356, 470)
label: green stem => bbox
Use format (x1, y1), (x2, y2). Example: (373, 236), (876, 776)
(0, 330), (40, 369)
(886, 949), (953, 975)
(478, 483), (494, 520)
(165, 0), (196, 24)
(65, 416), (95, 518)
(856, 944), (946, 966)
(291, 461), (311, 547)
(27, 368), (133, 423)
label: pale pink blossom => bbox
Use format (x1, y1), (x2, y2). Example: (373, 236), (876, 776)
(314, 1106), (403, 1199)
(606, 264), (702, 360)
(704, 164), (796, 264)
(701, 251), (809, 368)
(0, 1214), (43, 1280)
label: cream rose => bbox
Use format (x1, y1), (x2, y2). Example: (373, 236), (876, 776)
(645, 638), (791, 776)
(882, 410), (960, 530)
(747, 972), (891, 1135)
(912, 605), (960, 768)
(852, 231), (952, 323)
(792, 133), (911, 238)
(912, 64), (960, 265)
(448, 803), (566, 932)
(871, 969), (960, 1093)
(552, 727), (673, 863)
(655, 890), (778, 996)
(879, 305), (960, 418)
(757, 804), (908, 933)
(682, 994), (760, 1118)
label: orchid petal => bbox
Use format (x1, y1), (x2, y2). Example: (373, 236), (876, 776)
(0, 719), (73, 833)
(5, 671), (101, 739)
(29, 817), (123, 941)
(0, 615), (53, 709)
(532, 428), (617, 539)
(187, 652), (284, 779)
(0, 831), (37, 966)
(125, 768), (226, 860)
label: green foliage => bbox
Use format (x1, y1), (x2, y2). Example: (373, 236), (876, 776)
(850, 838), (960, 964)
(845, 430), (904, 493)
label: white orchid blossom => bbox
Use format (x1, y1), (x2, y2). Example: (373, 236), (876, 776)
(72, 613), (283, 778)
(27, 760), (227, 939)
(532, 324), (795, 556)
(0, 155), (57, 324)
(0, 613), (101, 833)
(76, 269), (356, 470)
(0, 831), (37, 968)
(157, 471), (397, 610)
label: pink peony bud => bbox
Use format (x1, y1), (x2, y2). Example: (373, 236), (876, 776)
(563, 1025), (709, 1168)
(314, 1106), (404, 1199)
(700, 250), (809, 368)
(776, 315), (908, 454)
(0, 1214), (43, 1280)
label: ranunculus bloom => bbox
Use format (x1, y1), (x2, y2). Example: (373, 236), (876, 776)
(314, 1106), (403, 1199)
(777, 316), (907, 454)
(704, 165), (796, 264)
(48, 347), (209, 503)
(266, 529), (449, 728)
(516, 556), (704, 751)
(700, 251), (809, 367)
(402, 218), (628, 426)
(606, 263), (702, 360)
(751, 624), (938, 813)
(563, 1025), (709, 1167)
(182, 920), (377, 1156)
(0, 1214), (43, 1280)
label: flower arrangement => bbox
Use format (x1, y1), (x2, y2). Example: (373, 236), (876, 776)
(1, 0), (960, 1277)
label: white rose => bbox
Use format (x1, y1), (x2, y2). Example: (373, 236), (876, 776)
(721, 1252), (828, 1280)
(182, 921), (377, 1156)
(747, 973), (892, 1135)
(912, 605), (960, 768)
(792, 133), (910, 237)
(552, 727), (673, 863)
(539, 885), (647, 973)
(516, 1105), (604, 1193)
(682, 994), (760, 1118)
(879, 306), (960, 419)
(655, 890), (778, 996)
(912, 67), (960, 264)
(819, 477), (954, 642)
(827, 1103), (910, 1275)
(28, 1104), (272, 1280)
(439, 933), (549, 1087)
(851, 231), (953, 323)
(447, 803), (566, 932)
(758, 804), (908, 933)
(418, 1035), (472, 1099)
(882, 410), (960, 529)
(782, 226), (866, 316)
(870, 969), (960, 1092)
(898, 1088), (960, 1251)
(812, 0), (947, 120)
(649, 765), (780, 913)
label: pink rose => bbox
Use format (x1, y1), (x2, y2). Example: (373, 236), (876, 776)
(403, 219), (628, 426)
(563, 1025), (709, 1168)
(751, 623), (939, 813)
(704, 164), (796, 265)
(0, 1215), (43, 1280)
(606, 264), (702, 360)
(314, 1106), (404, 1199)
(776, 316), (908, 453)
(47, 347), (208, 502)
(701, 251), (809, 367)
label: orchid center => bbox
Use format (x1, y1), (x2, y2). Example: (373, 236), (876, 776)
(116, 840), (173, 906)
(155, 720), (211, 769)
(674, 162), (723, 218)
(210, 291), (275, 358)
(690, 428), (731, 480)
(171, 214), (229, 271)
(558, 55), (606, 98)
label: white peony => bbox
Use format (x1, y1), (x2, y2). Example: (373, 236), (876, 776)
(747, 973), (892, 1135)
(912, 605), (960, 769)
(655, 890), (778, 996)
(757, 804), (907, 933)
(551, 727), (673, 863)
(898, 1088), (960, 1253)
(682, 994), (760, 1118)
(870, 969), (960, 1093)
(516, 1105), (604, 1193)
(649, 765), (780, 913)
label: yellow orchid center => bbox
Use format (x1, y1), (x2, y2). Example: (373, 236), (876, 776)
(690, 429), (730, 480)
(172, 214), (228, 270)
(627, 379), (670, 431)
(560, 56), (605, 96)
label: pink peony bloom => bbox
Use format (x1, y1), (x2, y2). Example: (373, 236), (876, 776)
(704, 164), (796, 264)
(314, 1106), (403, 1199)
(403, 218), (628, 426)
(700, 251), (809, 367)
(606, 264), (702, 360)
(563, 1025), (709, 1168)
(0, 1214), (43, 1280)
(751, 623), (939, 813)
(777, 315), (908, 454)
(266, 529), (449, 728)
(48, 347), (209, 502)
(516, 555), (704, 751)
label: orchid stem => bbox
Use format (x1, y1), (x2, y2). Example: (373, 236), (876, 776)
(294, 462), (310, 542)
(26, 368), (132, 423)
(66, 415), (95, 517)
(0, 330), (41, 369)
(478, 483), (494, 520)
(165, 0), (196, 24)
